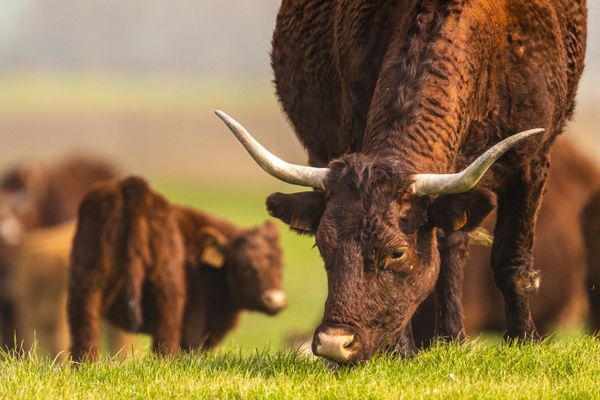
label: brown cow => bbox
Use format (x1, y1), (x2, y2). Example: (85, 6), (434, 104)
(7, 221), (130, 359)
(0, 156), (118, 350)
(216, 1), (587, 363)
(68, 176), (287, 361)
(581, 186), (600, 331)
(412, 139), (600, 345)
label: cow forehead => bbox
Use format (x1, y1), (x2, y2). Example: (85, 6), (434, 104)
(232, 232), (282, 268)
(319, 198), (411, 253)
(327, 155), (411, 194)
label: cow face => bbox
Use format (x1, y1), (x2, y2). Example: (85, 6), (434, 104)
(0, 163), (45, 246)
(267, 156), (494, 363)
(0, 192), (35, 246)
(223, 221), (287, 315)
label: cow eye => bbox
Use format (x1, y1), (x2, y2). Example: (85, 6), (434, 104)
(382, 247), (409, 270)
(391, 249), (407, 261)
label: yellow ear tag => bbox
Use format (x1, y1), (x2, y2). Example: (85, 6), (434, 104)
(200, 246), (224, 269)
(453, 210), (468, 231)
(290, 215), (312, 233)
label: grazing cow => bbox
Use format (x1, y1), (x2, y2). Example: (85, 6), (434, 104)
(0, 156), (118, 350)
(8, 222), (130, 359)
(582, 187), (600, 331)
(412, 139), (600, 345)
(68, 176), (286, 361)
(216, 0), (587, 363)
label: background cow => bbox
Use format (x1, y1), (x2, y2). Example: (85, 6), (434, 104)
(7, 221), (129, 359)
(217, 0), (587, 363)
(412, 139), (600, 345)
(0, 155), (118, 351)
(68, 176), (287, 361)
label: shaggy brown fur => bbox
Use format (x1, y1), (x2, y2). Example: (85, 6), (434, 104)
(412, 139), (600, 345)
(68, 177), (286, 362)
(8, 222), (130, 359)
(0, 156), (118, 351)
(268, 0), (587, 362)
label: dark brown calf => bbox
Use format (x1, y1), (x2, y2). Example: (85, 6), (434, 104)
(412, 140), (600, 344)
(68, 177), (286, 361)
(0, 156), (117, 350)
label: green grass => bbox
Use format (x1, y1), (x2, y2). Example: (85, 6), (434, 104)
(1, 335), (598, 399)
(4, 184), (599, 398)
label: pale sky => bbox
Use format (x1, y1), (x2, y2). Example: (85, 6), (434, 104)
(0, 0), (28, 38)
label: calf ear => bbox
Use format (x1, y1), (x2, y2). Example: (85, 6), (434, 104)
(260, 220), (280, 240)
(429, 187), (496, 232)
(197, 227), (227, 269)
(266, 191), (325, 235)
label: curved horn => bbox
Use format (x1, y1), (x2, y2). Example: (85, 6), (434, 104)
(410, 128), (544, 196)
(215, 110), (329, 190)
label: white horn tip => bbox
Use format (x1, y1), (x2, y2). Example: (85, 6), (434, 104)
(519, 128), (545, 137)
(214, 110), (239, 132)
(214, 110), (228, 120)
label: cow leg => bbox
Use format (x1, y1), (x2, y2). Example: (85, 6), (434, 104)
(392, 323), (417, 358)
(0, 299), (18, 352)
(180, 306), (208, 352)
(150, 286), (185, 357)
(68, 287), (103, 362)
(434, 230), (469, 340)
(491, 162), (548, 340)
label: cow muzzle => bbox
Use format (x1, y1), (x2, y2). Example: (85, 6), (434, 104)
(261, 289), (287, 314)
(312, 324), (362, 364)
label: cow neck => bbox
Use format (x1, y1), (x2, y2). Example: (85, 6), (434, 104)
(362, 0), (504, 174)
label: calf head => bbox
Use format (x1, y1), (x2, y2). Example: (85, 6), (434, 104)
(216, 111), (540, 363)
(201, 221), (287, 315)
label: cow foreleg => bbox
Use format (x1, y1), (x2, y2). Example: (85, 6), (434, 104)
(68, 286), (103, 362)
(434, 230), (469, 340)
(491, 162), (548, 340)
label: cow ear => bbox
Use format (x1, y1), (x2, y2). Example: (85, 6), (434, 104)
(429, 187), (496, 232)
(266, 191), (325, 235)
(260, 220), (280, 240)
(198, 227), (227, 269)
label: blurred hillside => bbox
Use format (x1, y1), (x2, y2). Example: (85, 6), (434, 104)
(0, 0), (598, 183)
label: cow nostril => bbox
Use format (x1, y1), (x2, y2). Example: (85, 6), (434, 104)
(314, 330), (358, 363)
(261, 289), (287, 311)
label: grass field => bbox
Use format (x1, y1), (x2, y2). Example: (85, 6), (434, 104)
(1, 335), (598, 399)
(1, 184), (598, 399)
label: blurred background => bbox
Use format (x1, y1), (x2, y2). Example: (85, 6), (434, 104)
(0, 1), (598, 353)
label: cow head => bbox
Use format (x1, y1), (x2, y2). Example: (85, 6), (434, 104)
(200, 220), (287, 315)
(216, 111), (541, 363)
(0, 192), (38, 246)
(0, 162), (45, 246)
